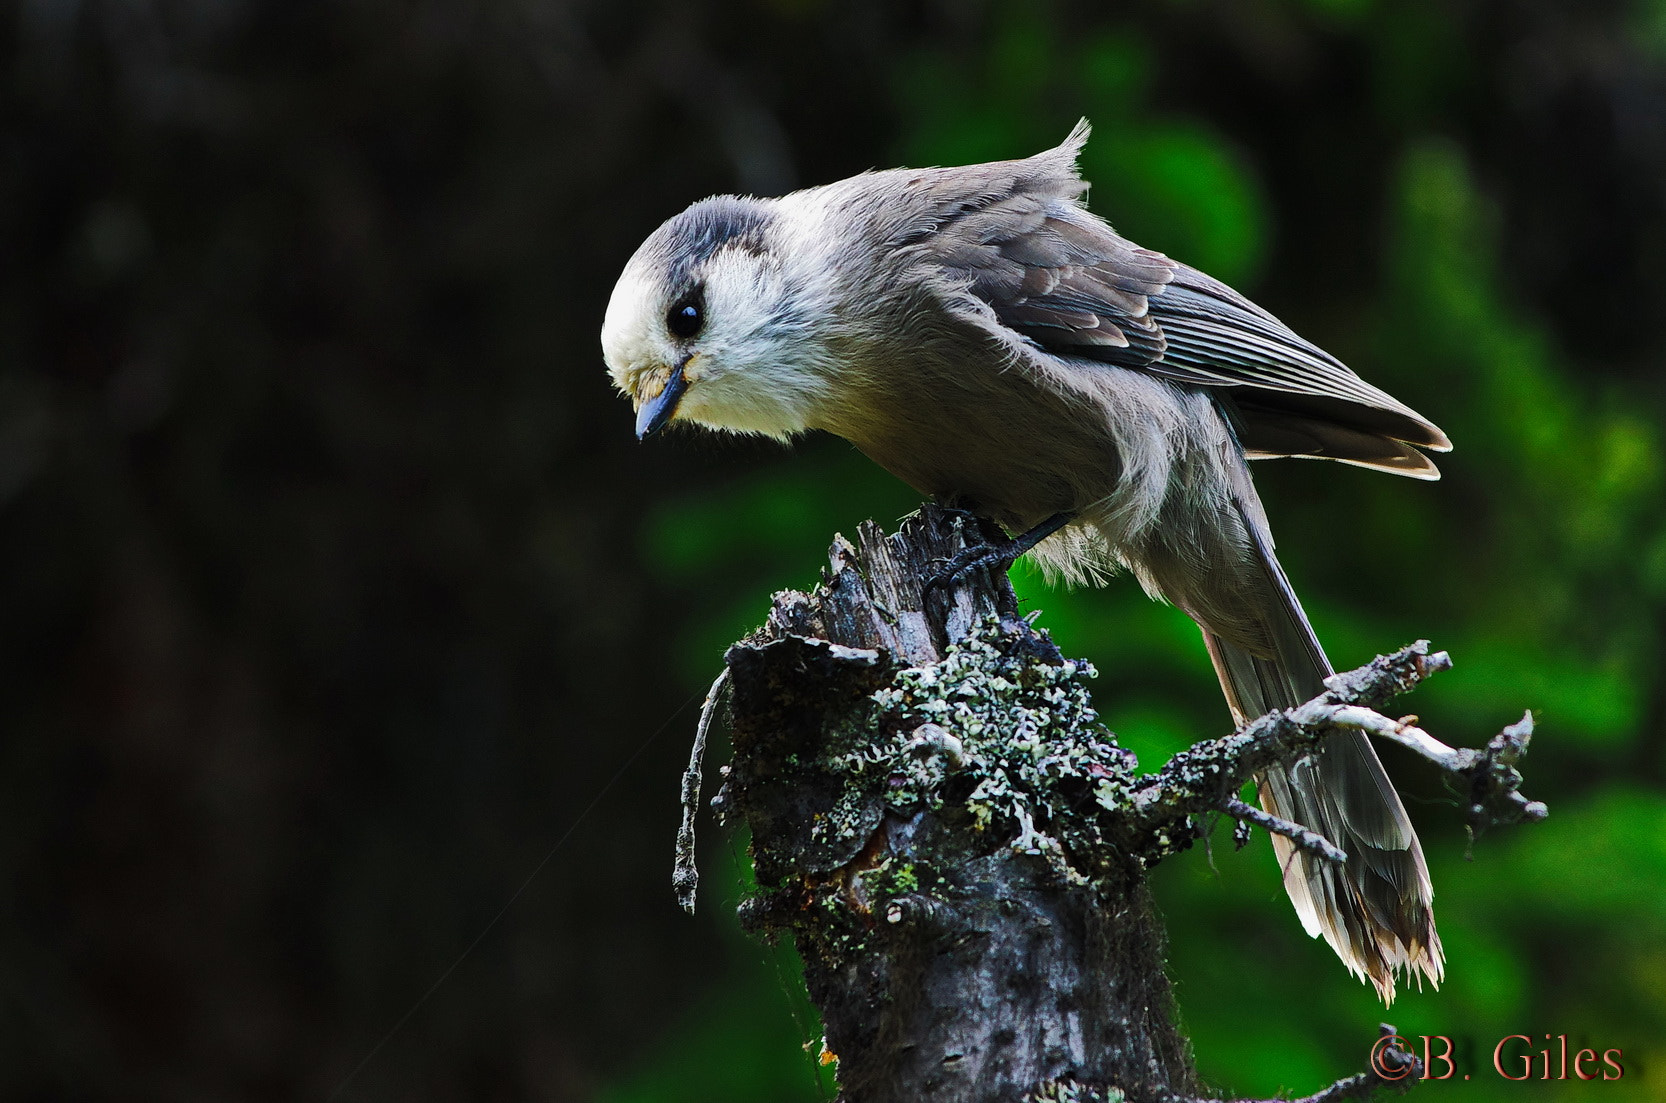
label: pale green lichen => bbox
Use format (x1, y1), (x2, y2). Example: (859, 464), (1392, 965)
(1030, 1080), (1125, 1103)
(848, 853), (931, 916)
(828, 616), (1139, 885)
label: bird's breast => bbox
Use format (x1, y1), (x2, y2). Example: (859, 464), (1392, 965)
(820, 349), (1129, 536)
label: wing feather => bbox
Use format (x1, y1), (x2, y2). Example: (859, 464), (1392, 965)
(912, 139), (1451, 471)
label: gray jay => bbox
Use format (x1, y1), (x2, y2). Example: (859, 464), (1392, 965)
(601, 122), (1446, 1002)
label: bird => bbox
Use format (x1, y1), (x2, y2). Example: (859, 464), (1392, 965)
(600, 121), (1446, 1003)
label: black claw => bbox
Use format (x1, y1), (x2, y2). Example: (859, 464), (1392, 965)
(926, 541), (1023, 594)
(924, 510), (1074, 596)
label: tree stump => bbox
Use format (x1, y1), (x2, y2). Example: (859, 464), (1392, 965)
(692, 505), (1540, 1103)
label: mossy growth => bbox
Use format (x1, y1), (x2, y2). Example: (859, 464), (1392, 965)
(1030, 1080), (1127, 1103)
(801, 616), (1150, 902)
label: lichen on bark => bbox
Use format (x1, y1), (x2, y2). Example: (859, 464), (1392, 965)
(713, 512), (1200, 1102)
(693, 505), (1538, 1103)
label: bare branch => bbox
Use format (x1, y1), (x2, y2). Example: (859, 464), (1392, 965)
(1316, 642), (1453, 709)
(673, 667), (731, 914)
(1289, 705), (1546, 836)
(1165, 1024), (1422, 1103)
(1131, 643), (1544, 850)
(1219, 796), (1347, 864)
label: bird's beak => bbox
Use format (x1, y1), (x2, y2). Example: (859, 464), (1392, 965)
(635, 359), (689, 441)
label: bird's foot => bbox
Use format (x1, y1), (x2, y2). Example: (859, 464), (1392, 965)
(926, 511), (1073, 594)
(927, 540), (1021, 592)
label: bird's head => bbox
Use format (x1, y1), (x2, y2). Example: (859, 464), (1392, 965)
(601, 195), (834, 442)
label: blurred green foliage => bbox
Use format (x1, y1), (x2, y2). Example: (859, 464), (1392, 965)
(612, 2), (1666, 1101)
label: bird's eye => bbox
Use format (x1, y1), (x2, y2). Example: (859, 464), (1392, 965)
(667, 299), (703, 339)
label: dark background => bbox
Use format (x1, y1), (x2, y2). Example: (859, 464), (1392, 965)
(4, 1), (1665, 1100)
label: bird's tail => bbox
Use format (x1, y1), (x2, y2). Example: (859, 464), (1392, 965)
(1200, 520), (1443, 1004)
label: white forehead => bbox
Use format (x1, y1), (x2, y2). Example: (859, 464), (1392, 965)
(600, 263), (661, 373)
(602, 195), (779, 360)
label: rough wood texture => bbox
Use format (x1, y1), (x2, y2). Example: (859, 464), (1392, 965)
(715, 507), (1194, 1102)
(705, 505), (1538, 1103)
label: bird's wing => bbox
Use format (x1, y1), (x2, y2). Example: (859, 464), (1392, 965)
(916, 168), (1450, 473)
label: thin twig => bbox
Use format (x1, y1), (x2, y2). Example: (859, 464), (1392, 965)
(1219, 796), (1347, 864)
(1316, 641), (1453, 710)
(673, 667), (731, 914)
(1290, 705), (1547, 833)
(1165, 1024), (1421, 1103)
(1131, 642), (1544, 842)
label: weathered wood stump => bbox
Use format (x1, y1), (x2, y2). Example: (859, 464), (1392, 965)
(693, 505), (1540, 1103)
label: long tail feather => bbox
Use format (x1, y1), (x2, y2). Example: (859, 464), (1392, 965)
(1201, 522), (1443, 1003)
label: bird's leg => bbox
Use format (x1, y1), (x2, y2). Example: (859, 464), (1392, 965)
(927, 510), (1073, 591)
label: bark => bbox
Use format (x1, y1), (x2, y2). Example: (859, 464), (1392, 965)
(694, 505), (1538, 1103)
